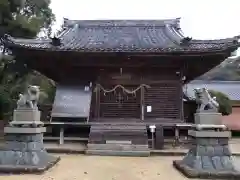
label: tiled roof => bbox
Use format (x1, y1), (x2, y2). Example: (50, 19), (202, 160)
(3, 18), (240, 53)
(184, 80), (240, 101)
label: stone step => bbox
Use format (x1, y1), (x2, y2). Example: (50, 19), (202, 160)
(90, 128), (148, 131)
(89, 135), (148, 141)
(87, 143), (149, 151)
(91, 125), (147, 130)
(89, 125), (148, 143)
(90, 131), (146, 134)
(86, 149), (150, 157)
(89, 132), (148, 136)
(87, 124), (149, 156)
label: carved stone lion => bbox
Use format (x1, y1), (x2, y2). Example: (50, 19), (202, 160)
(194, 87), (219, 113)
(17, 85), (40, 110)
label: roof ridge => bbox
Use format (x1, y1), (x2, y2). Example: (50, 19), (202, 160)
(62, 18), (181, 28)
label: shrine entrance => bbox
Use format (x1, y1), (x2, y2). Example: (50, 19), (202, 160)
(93, 84), (150, 121)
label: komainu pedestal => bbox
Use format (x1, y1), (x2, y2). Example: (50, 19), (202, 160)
(0, 129), (60, 173)
(173, 114), (240, 179)
(173, 136), (240, 179)
(10, 109), (43, 127)
(0, 85), (60, 173)
(0, 123), (60, 173)
(194, 112), (222, 125)
(174, 88), (240, 179)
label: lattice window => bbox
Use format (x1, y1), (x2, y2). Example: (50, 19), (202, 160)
(98, 85), (141, 118)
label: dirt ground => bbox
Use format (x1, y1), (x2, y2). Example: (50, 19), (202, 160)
(0, 154), (195, 180)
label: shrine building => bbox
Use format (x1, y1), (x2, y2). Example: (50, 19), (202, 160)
(2, 18), (240, 154)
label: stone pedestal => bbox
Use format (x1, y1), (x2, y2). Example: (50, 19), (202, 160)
(194, 112), (222, 125)
(173, 115), (240, 179)
(10, 109), (43, 127)
(0, 110), (60, 173)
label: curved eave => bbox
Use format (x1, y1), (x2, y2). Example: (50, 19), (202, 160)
(3, 32), (240, 54)
(183, 53), (233, 83)
(8, 40), (238, 83)
(3, 35), (240, 55)
(3, 31), (240, 57)
(4, 43), (240, 55)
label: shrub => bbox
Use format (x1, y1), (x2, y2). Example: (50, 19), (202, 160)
(208, 90), (232, 116)
(0, 91), (12, 120)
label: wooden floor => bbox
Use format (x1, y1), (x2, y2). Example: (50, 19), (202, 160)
(45, 120), (189, 127)
(92, 117), (184, 124)
(43, 120), (192, 147)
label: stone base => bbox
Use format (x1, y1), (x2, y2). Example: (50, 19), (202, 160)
(194, 112), (222, 125)
(0, 153), (60, 174)
(173, 160), (240, 179)
(0, 133), (60, 173)
(188, 130), (231, 138)
(173, 137), (240, 179)
(9, 121), (44, 127)
(12, 109), (41, 123)
(4, 127), (46, 134)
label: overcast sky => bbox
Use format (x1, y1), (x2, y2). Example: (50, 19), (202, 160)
(50, 0), (240, 40)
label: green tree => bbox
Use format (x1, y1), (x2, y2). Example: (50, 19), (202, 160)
(0, 0), (55, 119)
(0, 0), (55, 38)
(208, 90), (232, 116)
(198, 56), (240, 81)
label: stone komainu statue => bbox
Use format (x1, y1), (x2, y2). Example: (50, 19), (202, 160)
(194, 87), (219, 113)
(17, 85), (40, 110)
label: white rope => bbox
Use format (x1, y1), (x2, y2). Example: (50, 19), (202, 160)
(94, 84), (150, 95)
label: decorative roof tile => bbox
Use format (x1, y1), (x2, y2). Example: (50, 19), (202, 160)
(3, 19), (240, 53)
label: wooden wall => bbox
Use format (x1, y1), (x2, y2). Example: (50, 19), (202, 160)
(90, 67), (184, 123)
(144, 82), (182, 119)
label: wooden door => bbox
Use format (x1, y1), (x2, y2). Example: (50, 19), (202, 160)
(98, 84), (141, 119)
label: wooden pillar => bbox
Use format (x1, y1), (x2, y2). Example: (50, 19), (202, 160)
(174, 126), (180, 146)
(140, 86), (145, 121)
(180, 81), (184, 120)
(94, 85), (100, 120)
(59, 127), (64, 145)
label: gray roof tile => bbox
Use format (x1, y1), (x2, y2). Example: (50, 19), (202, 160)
(3, 19), (240, 53)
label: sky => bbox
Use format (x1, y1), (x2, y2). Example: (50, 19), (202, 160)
(50, 0), (240, 56)
(50, 0), (240, 40)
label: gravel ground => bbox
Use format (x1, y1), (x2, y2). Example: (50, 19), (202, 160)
(0, 154), (190, 180)
(1, 154), (240, 180)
